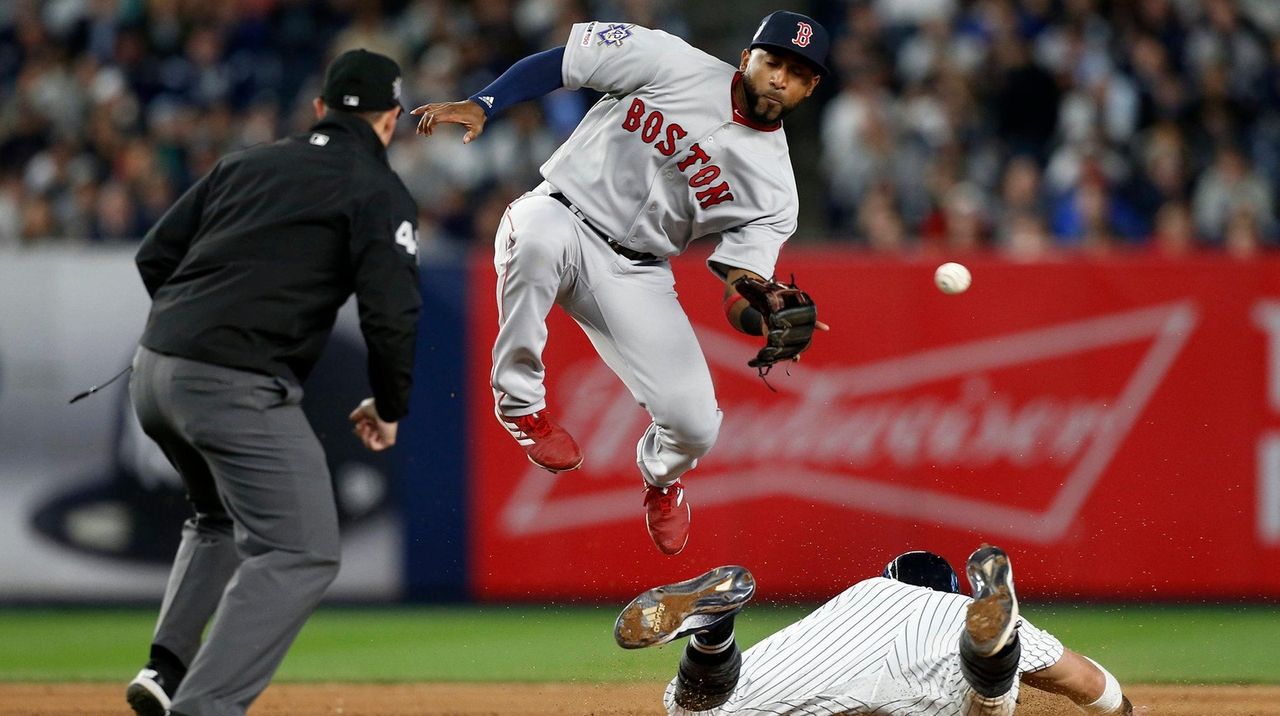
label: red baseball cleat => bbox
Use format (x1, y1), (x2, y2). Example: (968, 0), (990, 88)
(496, 408), (583, 473)
(644, 481), (691, 555)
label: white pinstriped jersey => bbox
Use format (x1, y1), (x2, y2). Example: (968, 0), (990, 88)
(543, 22), (799, 279)
(665, 577), (1064, 716)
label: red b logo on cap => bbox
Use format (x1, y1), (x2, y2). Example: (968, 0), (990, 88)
(793, 21), (813, 47)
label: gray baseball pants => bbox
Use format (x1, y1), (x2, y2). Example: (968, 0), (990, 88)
(491, 184), (723, 487)
(129, 346), (340, 716)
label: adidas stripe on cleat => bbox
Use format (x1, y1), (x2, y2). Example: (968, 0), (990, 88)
(614, 565), (755, 649)
(496, 407), (583, 473)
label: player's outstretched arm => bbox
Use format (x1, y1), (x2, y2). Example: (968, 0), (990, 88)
(412, 100), (487, 142)
(412, 46), (566, 142)
(1021, 648), (1133, 715)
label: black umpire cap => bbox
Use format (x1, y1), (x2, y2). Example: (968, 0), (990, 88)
(321, 49), (405, 113)
(883, 550), (960, 593)
(750, 10), (830, 76)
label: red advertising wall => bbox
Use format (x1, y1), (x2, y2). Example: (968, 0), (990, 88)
(467, 250), (1280, 600)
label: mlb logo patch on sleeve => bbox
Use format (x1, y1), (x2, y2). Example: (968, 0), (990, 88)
(597, 24), (633, 47)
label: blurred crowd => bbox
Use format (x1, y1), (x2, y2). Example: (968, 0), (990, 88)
(2, 0), (1279, 258)
(813, 0), (1280, 258)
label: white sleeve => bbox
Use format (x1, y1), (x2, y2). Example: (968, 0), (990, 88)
(1015, 616), (1066, 673)
(706, 215), (796, 280)
(561, 21), (691, 94)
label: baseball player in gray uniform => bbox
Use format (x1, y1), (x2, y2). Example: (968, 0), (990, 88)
(413, 12), (828, 556)
(615, 546), (1134, 716)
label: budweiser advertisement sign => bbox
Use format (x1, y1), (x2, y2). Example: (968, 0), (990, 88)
(467, 252), (1280, 600)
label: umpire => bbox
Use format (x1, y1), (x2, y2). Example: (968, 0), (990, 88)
(124, 49), (420, 716)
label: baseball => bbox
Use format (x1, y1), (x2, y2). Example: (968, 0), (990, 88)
(934, 262), (971, 295)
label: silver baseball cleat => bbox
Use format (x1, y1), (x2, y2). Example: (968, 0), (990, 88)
(614, 565), (756, 649)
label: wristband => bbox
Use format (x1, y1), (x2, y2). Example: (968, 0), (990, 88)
(723, 293), (763, 336)
(1081, 657), (1124, 714)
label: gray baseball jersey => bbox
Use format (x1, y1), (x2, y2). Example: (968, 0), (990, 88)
(665, 577), (1065, 716)
(543, 21), (799, 278)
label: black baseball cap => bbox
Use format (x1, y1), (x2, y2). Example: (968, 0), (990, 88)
(749, 11), (830, 76)
(321, 49), (404, 112)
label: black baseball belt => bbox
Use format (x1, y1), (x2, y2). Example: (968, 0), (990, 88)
(549, 192), (661, 263)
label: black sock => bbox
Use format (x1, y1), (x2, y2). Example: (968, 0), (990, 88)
(148, 644), (187, 684)
(697, 614), (735, 645)
(686, 634), (736, 666)
(960, 633), (1021, 698)
(675, 643), (742, 711)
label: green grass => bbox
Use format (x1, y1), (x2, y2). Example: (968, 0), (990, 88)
(1017, 604), (1280, 683)
(0, 604), (1274, 684)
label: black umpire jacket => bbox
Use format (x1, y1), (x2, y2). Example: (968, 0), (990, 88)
(136, 110), (421, 422)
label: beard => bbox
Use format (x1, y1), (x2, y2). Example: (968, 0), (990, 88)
(740, 77), (796, 124)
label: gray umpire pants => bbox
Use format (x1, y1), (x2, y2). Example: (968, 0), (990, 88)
(129, 346), (341, 716)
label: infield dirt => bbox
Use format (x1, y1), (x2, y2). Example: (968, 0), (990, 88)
(2, 683), (1279, 715)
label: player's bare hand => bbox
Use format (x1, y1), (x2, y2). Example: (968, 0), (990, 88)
(412, 100), (487, 143)
(348, 397), (398, 451)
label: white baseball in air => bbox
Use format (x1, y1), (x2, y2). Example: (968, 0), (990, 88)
(934, 262), (971, 295)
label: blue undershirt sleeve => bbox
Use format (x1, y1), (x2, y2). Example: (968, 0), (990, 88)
(468, 47), (566, 118)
